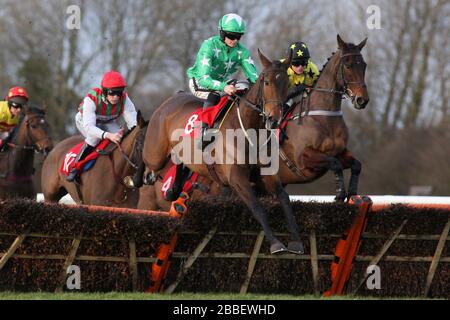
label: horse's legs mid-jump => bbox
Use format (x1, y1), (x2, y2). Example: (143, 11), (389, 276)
(337, 149), (362, 198)
(228, 165), (288, 254)
(301, 148), (347, 201)
(261, 175), (304, 254)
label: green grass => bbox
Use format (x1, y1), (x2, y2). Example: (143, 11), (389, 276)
(0, 291), (430, 300)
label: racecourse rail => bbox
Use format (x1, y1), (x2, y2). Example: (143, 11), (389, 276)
(36, 193), (450, 207)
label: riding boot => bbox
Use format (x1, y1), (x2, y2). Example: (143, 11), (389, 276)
(197, 98), (216, 150)
(66, 143), (95, 182)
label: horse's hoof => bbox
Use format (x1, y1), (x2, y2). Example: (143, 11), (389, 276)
(270, 242), (287, 255)
(287, 241), (304, 255)
(334, 194), (347, 202)
(346, 193), (357, 202)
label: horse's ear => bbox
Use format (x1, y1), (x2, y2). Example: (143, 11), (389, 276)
(357, 37), (368, 51)
(258, 48), (272, 69)
(41, 102), (48, 113)
(283, 48), (293, 69)
(22, 105), (30, 115)
(337, 34), (347, 50)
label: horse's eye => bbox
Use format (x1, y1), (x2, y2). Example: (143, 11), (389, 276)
(31, 125), (37, 129)
(264, 81), (270, 86)
(345, 64), (352, 69)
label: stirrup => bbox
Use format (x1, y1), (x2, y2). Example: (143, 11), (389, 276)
(66, 169), (79, 182)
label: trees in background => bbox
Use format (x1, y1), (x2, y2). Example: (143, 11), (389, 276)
(0, 0), (449, 194)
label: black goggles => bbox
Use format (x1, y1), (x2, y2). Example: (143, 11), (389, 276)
(224, 32), (242, 41)
(105, 89), (124, 97)
(292, 59), (308, 67)
(8, 101), (24, 109)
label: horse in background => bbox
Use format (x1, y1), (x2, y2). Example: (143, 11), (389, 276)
(41, 111), (147, 207)
(0, 105), (53, 199)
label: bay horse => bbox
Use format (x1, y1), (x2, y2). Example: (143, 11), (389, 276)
(141, 50), (305, 254)
(139, 35), (370, 210)
(41, 111), (147, 207)
(0, 106), (53, 199)
(277, 35), (369, 200)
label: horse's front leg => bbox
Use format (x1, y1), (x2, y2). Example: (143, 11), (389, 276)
(261, 174), (304, 254)
(326, 156), (347, 202)
(228, 165), (287, 254)
(337, 149), (362, 199)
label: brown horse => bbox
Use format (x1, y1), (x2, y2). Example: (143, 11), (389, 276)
(139, 35), (370, 209)
(278, 35), (369, 200)
(0, 106), (53, 199)
(41, 111), (147, 207)
(141, 50), (305, 254)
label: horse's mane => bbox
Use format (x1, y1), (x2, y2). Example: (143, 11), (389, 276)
(315, 42), (361, 85)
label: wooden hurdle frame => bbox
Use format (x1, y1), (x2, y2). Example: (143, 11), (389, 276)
(0, 195), (449, 296)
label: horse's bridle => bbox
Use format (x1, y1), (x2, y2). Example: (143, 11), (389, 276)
(232, 69), (286, 128)
(7, 115), (51, 153)
(310, 52), (366, 101)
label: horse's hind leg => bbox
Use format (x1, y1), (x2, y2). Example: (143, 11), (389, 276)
(338, 149), (362, 198)
(229, 166), (287, 254)
(301, 148), (347, 201)
(261, 175), (304, 254)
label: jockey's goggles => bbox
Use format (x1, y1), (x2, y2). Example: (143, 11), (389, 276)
(292, 59), (308, 67)
(8, 101), (24, 109)
(224, 32), (242, 41)
(105, 89), (124, 97)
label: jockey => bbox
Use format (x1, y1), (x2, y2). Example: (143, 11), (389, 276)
(186, 13), (258, 148)
(0, 86), (28, 152)
(282, 41), (320, 111)
(66, 70), (138, 182)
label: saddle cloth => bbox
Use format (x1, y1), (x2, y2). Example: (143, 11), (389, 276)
(60, 139), (111, 176)
(161, 164), (198, 200)
(182, 95), (233, 138)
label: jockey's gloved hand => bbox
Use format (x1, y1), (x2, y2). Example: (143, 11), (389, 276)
(287, 84), (307, 100)
(105, 129), (124, 145)
(224, 85), (237, 96)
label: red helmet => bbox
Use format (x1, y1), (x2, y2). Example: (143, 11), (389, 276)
(6, 86), (29, 102)
(101, 71), (127, 89)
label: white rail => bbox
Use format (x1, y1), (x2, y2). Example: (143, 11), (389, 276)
(36, 193), (450, 206)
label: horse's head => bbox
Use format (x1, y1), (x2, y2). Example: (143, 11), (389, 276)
(130, 110), (148, 165)
(337, 34), (370, 109)
(119, 110), (148, 171)
(254, 49), (291, 129)
(21, 105), (53, 155)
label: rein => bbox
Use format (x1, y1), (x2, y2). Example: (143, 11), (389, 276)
(292, 52), (364, 122)
(232, 69), (285, 125)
